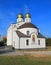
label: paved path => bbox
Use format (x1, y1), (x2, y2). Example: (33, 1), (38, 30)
(0, 50), (51, 56)
(0, 47), (51, 56)
(23, 51), (51, 55)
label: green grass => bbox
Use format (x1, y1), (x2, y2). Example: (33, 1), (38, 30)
(0, 55), (51, 65)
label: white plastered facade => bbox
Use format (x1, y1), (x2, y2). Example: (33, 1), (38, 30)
(7, 13), (46, 49)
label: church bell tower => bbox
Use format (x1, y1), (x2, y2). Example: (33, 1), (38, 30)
(17, 13), (24, 23)
(25, 13), (31, 23)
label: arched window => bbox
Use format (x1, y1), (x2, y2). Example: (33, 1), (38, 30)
(27, 31), (29, 35)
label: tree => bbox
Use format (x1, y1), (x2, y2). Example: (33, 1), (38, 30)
(2, 36), (7, 43)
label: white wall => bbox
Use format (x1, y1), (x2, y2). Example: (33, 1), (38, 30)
(7, 24), (13, 46)
(18, 28), (38, 35)
(19, 37), (46, 49)
(37, 38), (46, 48)
(17, 18), (23, 23)
(20, 38), (30, 49)
(25, 18), (31, 22)
(13, 30), (19, 49)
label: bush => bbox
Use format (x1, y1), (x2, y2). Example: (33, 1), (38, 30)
(46, 38), (51, 46)
(0, 41), (4, 46)
(0, 41), (6, 46)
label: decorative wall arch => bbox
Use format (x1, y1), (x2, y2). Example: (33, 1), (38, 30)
(32, 35), (35, 42)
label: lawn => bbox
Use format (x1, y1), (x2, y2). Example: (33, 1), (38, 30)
(0, 55), (51, 65)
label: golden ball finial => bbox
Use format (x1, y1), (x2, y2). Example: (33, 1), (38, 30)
(25, 13), (31, 18)
(17, 13), (23, 18)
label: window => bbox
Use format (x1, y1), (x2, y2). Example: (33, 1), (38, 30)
(27, 31), (29, 35)
(32, 35), (35, 42)
(26, 40), (29, 45)
(26, 19), (28, 22)
(38, 40), (40, 45)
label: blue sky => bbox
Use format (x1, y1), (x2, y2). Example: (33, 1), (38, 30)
(0, 0), (51, 37)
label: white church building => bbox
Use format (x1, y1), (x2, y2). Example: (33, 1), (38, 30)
(7, 13), (46, 49)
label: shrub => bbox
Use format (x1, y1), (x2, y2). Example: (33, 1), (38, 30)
(46, 38), (51, 46)
(0, 41), (4, 46)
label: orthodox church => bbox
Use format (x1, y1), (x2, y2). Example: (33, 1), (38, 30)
(7, 12), (46, 49)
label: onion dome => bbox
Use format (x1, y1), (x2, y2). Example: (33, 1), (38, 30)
(17, 13), (24, 18)
(25, 13), (31, 18)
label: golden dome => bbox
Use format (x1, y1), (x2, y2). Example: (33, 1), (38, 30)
(25, 13), (31, 18)
(17, 13), (23, 18)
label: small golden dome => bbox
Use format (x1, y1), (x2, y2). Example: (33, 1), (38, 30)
(17, 13), (23, 18)
(25, 13), (31, 18)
